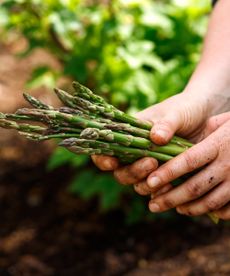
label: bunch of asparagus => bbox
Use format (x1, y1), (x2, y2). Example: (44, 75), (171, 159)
(0, 82), (192, 163)
(0, 82), (218, 223)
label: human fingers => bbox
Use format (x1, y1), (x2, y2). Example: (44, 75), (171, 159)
(150, 112), (182, 145)
(134, 180), (172, 196)
(176, 180), (230, 216)
(91, 155), (119, 171)
(135, 98), (186, 145)
(148, 161), (224, 212)
(214, 200), (230, 220)
(146, 137), (218, 192)
(114, 157), (158, 185)
(196, 112), (230, 142)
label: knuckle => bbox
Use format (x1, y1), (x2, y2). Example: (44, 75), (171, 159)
(129, 164), (145, 181)
(186, 182), (203, 198)
(159, 163), (176, 182)
(222, 163), (230, 174)
(157, 119), (174, 132)
(134, 184), (149, 196)
(114, 165), (138, 185)
(113, 170), (126, 185)
(182, 151), (198, 171)
(163, 167), (176, 182)
(206, 117), (217, 132)
(162, 197), (176, 209)
(210, 140), (219, 158)
(205, 198), (221, 211)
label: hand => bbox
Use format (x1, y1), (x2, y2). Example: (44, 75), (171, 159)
(147, 113), (230, 220)
(92, 91), (212, 194)
(92, 91), (211, 172)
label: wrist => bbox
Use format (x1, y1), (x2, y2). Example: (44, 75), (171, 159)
(183, 73), (230, 116)
(180, 89), (211, 120)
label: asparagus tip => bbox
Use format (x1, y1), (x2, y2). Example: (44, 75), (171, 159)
(80, 128), (99, 139)
(208, 212), (220, 224)
(0, 112), (6, 119)
(72, 81), (80, 90)
(23, 92), (30, 99)
(59, 138), (78, 147)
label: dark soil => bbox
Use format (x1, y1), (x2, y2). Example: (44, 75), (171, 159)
(0, 41), (230, 276)
(0, 164), (230, 276)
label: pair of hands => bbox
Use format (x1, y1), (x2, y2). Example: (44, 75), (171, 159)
(92, 92), (230, 220)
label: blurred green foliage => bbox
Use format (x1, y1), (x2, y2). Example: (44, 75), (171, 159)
(0, 0), (211, 221)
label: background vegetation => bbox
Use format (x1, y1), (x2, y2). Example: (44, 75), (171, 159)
(0, 0), (211, 222)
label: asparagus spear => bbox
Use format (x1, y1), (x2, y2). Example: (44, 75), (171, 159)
(73, 81), (108, 106)
(0, 119), (45, 134)
(14, 108), (190, 156)
(0, 83), (218, 223)
(20, 132), (81, 141)
(63, 146), (113, 156)
(38, 89), (192, 148)
(80, 128), (185, 156)
(16, 108), (104, 129)
(73, 82), (193, 147)
(73, 82), (152, 129)
(23, 93), (53, 110)
(60, 138), (173, 162)
(54, 88), (88, 113)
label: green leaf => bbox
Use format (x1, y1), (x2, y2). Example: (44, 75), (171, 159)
(26, 66), (59, 89)
(69, 170), (125, 211)
(47, 147), (89, 170)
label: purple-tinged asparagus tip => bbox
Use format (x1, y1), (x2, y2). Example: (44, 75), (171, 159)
(59, 138), (78, 147)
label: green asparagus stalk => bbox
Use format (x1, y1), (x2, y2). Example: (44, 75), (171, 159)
(54, 88), (88, 113)
(58, 107), (85, 116)
(65, 145), (138, 164)
(15, 107), (156, 140)
(23, 93), (53, 110)
(73, 81), (108, 106)
(16, 108), (104, 129)
(36, 89), (192, 148)
(73, 82), (153, 129)
(60, 138), (173, 162)
(80, 128), (186, 156)
(0, 119), (45, 134)
(64, 146), (113, 156)
(19, 132), (81, 141)
(0, 82), (218, 224)
(73, 82), (192, 147)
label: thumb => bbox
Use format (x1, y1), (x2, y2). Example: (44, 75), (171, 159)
(150, 112), (182, 145)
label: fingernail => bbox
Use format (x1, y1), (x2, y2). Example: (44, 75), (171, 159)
(149, 203), (160, 212)
(104, 159), (112, 169)
(148, 176), (161, 188)
(155, 129), (169, 141)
